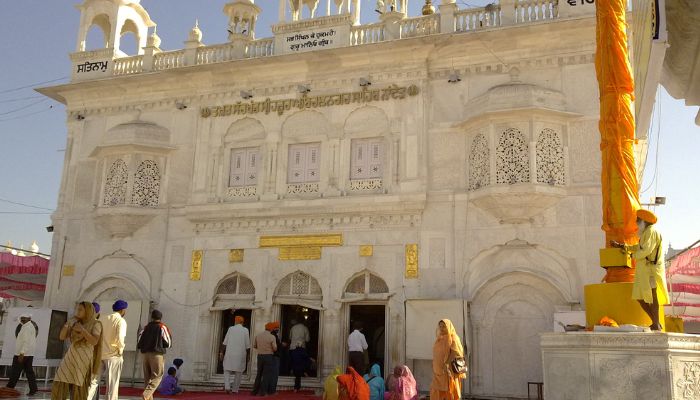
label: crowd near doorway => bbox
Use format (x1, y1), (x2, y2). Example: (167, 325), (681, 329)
(217, 309), (253, 374)
(279, 305), (320, 378)
(349, 304), (386, 376)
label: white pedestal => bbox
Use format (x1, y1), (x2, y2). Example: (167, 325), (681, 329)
(541, 332), (700, 400)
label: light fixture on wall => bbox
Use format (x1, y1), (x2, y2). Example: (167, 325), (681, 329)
(75, 113), (85, 120)
(448, 71), (461, 83)
(359, 77), (372, 87)
(175, 102), (188, 110)
(240, 90), (253, 100)
(297, 84), (311, 94)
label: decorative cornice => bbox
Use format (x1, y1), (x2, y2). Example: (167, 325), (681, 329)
(541, 332), (700, 352)
(191, 211), (422, 235)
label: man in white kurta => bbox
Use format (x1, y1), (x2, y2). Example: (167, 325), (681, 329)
(220, 316), (250, 393)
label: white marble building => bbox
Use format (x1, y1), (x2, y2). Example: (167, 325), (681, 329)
(38, 1), (664, 398)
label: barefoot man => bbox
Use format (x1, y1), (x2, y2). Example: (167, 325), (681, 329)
(612, 209), (669, 331)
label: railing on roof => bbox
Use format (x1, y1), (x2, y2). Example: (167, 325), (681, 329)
(113, 55), (143, 76)
(71, 2), (567, 81)
(399, 13), (441, 38)
(455, 5), (502, 32)
(154, 50), (186, 71)
(350, 22), (385, 45)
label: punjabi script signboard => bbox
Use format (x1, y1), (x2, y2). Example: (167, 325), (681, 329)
(200, 84), (419, 118)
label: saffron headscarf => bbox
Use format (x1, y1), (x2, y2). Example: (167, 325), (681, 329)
(637, 209), (657, 224)
(337, 367), (370, 400)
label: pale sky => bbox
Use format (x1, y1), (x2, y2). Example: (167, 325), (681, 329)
(0, 1), (698, 255)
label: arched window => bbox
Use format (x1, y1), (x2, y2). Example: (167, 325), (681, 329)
(496, 128), (530, 184)
(469, 133), (490, 191)
(536, 128), (565, 185)
(216, 273), (256, 296)
(275, 271), (322, 298)
(131, 160), (160, 207)
(344, 271), (389, 298)
(103, 159), (128, 206)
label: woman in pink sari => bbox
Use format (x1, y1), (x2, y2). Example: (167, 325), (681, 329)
(385, 365), (418, 400)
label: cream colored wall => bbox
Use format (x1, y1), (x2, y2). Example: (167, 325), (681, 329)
(42, 15), (619, 397)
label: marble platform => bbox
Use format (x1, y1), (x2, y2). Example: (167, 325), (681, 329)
(541, 332), (700, 400)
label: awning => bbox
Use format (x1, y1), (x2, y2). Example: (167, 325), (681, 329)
(0, 252), (48, 301)
(667, 247), (700, 322)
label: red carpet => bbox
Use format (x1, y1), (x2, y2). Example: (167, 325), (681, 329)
(111, 387), (321, 399)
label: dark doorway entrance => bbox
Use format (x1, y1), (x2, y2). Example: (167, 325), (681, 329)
(217, 308), (253, 374)
(279, 305), (320, 377)
(349, 304), (386, 376)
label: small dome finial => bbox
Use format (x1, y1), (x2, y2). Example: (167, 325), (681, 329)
(189, 19), (203, 43)
(147, 25), (162, 48)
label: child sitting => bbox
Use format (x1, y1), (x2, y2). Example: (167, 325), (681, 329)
(158, 367), (184, 396)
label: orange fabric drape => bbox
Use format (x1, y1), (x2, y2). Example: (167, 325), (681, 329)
(596, 0), (641, 284)
(596, 0), (641, 249)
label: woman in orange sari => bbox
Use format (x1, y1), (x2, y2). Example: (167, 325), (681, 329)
(430, 319), (466, 400)
(337, 366), (370, 400)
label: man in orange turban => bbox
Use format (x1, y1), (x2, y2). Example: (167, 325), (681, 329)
(612, 208), (669, 330)
(220, 314), (250, 393)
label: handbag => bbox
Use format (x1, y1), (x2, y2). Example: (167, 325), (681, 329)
(450, 356), (467, 375)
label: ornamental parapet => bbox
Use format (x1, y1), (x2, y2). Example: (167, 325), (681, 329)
(67, 0), (587, 83)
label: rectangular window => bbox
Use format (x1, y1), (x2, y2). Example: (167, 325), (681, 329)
(229, 147), (260, 187)
(288, 143), (321, 183)
(350, 138), (384, 180)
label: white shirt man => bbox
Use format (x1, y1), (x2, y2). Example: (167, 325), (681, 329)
(7, 314), (38, 395)
(221, 316), (250, 394)
(289, 320), (310, 350)
(87, 300), (128, 400)
(347, 323), (368, 375)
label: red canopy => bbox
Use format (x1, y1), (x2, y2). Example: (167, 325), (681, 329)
(0, 252), (48, 301)
(667, 247), (700, 323)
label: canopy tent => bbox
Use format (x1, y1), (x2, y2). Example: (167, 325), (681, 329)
(0, 252), (48, 301)
(666, 246), (700, 324)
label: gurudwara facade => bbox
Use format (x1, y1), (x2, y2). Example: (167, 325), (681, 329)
(39, 1), (665, 398)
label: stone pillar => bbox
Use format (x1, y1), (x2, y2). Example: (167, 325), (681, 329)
(351, 0), (361, 25)
(500, 0), (517, 26)
(439, 2), (458, 34)
(183, 22), (203, 66)
(278, 0), (286, 22)
(142, 31), (162, 72)
(381, 11), (405, 41)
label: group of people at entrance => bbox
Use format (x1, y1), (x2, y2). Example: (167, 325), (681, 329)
(45, 300), (174, 400)
(221, 316), (316, 396)
(323, 319), (465, 400)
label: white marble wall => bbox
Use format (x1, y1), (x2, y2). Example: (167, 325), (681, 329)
(43, 15), (616, 397)
(542, 332), (700, 400)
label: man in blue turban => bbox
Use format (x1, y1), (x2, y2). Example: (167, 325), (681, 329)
(87, 300), (128, 400)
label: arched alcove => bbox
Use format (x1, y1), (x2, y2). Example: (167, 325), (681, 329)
(343, 106), (390, 137)
(463, 239), (577, 303)
(469, 272), (568, 398)
(282, 110), (332, 139)
(118, 19), (140, 55)
(85, 14), (111, 50)
(224, 118), (266, 143)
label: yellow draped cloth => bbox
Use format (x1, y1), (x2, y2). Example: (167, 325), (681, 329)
(629, 225), (669, 305)
(324, 366), (343, 400)
(430, 319), (465, 400)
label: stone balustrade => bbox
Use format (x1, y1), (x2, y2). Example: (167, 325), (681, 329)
(70, 1), (572, 82)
